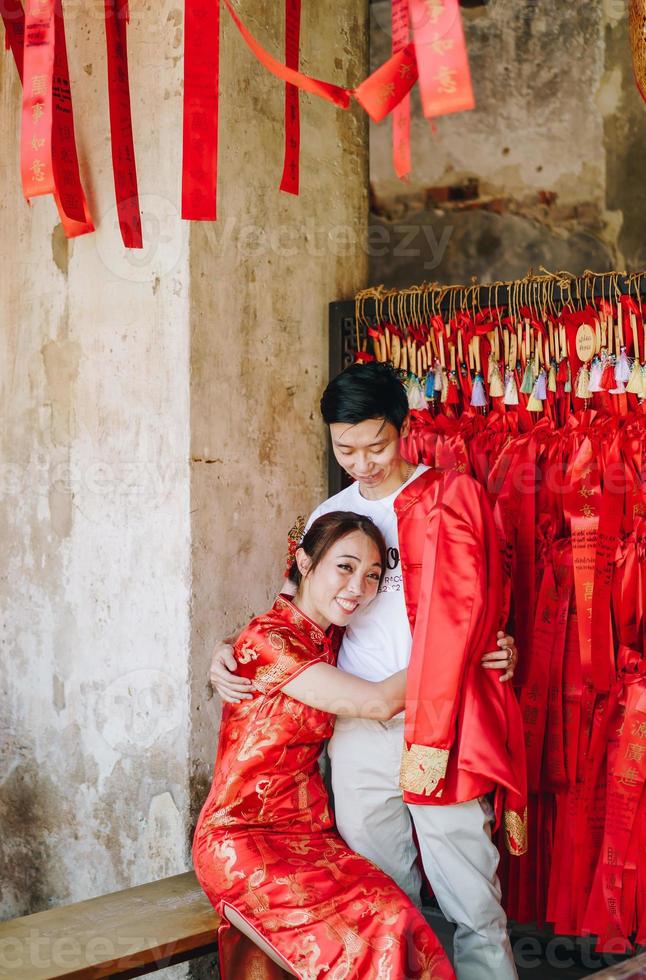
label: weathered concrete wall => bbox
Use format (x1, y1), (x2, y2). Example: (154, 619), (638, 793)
(369, 0), (646, 286)
(0, 2), (368, 975)
(0, 0), (192, 936)
(188, 2), (369, 826)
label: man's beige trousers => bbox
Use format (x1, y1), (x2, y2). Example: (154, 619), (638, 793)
(328, 716), (518, 980)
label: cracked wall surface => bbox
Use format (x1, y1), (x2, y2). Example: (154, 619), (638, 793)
(0, 4), (368, 978)
(1, 7), (192, 950)
(187, 0), (369, 847)
(369, 0), (646, 286)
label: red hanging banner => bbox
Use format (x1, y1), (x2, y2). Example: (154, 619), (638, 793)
(564, 434), (601, 685)
(7, 1), (91, 237)
(1, 0), (25, 81)
(392, 0), (412, 179)
(104, 0), (142, 248)
(21, 0), (56, 201)
(182, 0), (220, 220)
(279, 0), (301, 195)
(51, 0), (94, 234)
(354, 41), (418, 122)
(408, 0), (474, 119)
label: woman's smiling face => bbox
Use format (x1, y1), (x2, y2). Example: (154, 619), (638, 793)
(295, 530), (383, 629)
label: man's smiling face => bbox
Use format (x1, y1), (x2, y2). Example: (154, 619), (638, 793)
(329, 415), (411, 499)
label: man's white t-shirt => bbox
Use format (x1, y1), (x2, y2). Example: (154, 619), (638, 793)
(306, 465), (430, 682)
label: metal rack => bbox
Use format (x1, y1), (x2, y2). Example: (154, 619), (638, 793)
(327, 272), (646, 493)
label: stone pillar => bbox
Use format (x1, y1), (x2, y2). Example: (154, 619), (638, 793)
(0, 2), (368, 962)
(188, 1), (369, 814)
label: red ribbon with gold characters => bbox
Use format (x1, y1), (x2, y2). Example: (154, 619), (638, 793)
(104, 0), (142, 248)
(21, 0), (93, 237)
(279, 0), (301, 195)
(21, 0), (56, 200)
(223, 0), (349, 109)
(51, 0), (94, 234)
(391, 0), (411, 178)
(182, 0), (220, 220)
(354, 41), (418, 122)
(564, 432), (601, 686)
(408, 0), (474, 118)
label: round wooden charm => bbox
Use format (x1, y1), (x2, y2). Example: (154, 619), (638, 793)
(575, 324), (596, 363)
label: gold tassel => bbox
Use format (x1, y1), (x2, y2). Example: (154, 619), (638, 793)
(575, 364), (591, 400)
(626, 359), (642, 394)
(547, 362), (557, 393)
(390, 334), (401, 370)
(487, 357), (505, 398)
(527, 392), (543, 412)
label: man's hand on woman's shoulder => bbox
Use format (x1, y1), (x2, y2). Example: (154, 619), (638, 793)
(208, 635), (255, 703)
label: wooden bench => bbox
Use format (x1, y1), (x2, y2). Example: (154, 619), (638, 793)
(0, 871), (219, 980)
(594, 953), (646, 978)
(2, 871), (644, 980)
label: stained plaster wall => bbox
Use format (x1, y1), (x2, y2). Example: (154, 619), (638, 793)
(0, 4), (368, 977)
(188, 2), (369, 827)
(368, 0), (646, 287)
(1, 0), (192, 939)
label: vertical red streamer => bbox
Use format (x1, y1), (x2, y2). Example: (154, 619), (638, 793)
(1, 0), (25, 81)
(21, 0), (56, 200)
(51, 0), (94, 232)
(408, 0), (474, 119)
(104, 0), (142, 248)
(182, 0), (220, 220)
(392, 0), (411, 179)
(279, 0), (301, 195)
(20, 0), (93, 237)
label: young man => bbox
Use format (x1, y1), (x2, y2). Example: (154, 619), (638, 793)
(210, 362), (525, 980)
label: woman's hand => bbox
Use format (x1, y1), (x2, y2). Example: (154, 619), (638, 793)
(208, 636), (254, 703)
(481, 631), (518, 683)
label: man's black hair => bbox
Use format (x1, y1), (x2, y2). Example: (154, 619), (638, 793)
(320, 361), (409, 432)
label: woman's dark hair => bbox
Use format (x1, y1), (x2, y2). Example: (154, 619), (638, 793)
(288, 511), (387, 589)
(320, 362), (409, 432)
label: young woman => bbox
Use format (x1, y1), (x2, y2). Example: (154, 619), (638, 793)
(193, 511), (454, 980)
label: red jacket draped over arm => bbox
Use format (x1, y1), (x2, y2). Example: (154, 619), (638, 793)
(395, 467), (528, 855)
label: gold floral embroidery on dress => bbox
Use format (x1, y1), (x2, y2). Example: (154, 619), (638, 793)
(209, 837), (245, 888)
(504, 806), (528, 856)
(253, 628), (317, 694)
(237, 721), (279, 762)
(399, 743), (449, 796)
(202, 801), (239, 829)
(295, 771), (309, 812)
(274, 596), (327, 648)
(254, 653), (300, 694)
(237, 639), (260, 665)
